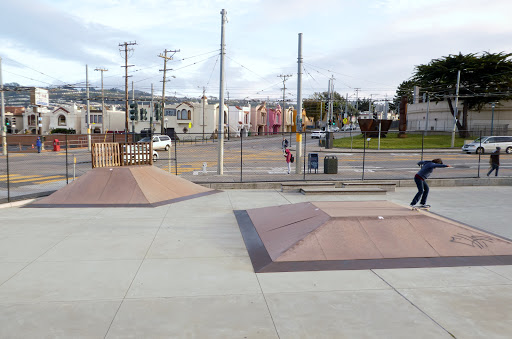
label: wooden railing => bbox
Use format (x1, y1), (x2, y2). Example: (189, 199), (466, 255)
(92, 143), (121, 168)
(92, 142), (153, 168)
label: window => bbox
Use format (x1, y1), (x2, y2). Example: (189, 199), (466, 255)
(160, 136), (170, 141)
(29, 115), (36, 125)
(178, 109), (191, 120)
(58, 115), (66, 126)
(98, 115), (103, 124)
(165, 108), (176, 116)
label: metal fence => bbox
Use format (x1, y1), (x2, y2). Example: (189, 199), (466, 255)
(1, 129), (510, 203)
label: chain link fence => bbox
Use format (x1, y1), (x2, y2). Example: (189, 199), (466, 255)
(1, 129), (510, 203)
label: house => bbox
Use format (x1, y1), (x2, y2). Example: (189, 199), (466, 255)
(228, 105), (251, 137)
(282, 106), (294, 132)
(268, 105), (282, 134)
(250, 102), (267, 135)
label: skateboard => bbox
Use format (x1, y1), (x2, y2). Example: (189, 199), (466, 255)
(412, 206), (430, 211)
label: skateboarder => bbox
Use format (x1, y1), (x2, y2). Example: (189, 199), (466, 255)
(410, 158), (451, 209)
(487, 147), (500, 177)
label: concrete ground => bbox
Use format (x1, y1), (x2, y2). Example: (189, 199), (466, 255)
(0, 185), (512, 338)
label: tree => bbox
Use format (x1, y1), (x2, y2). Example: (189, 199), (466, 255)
(305, 91), (356, 126)
(390, 80), (415, 111)
(411, 52), (512, 137)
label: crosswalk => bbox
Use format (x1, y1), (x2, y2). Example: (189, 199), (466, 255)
(0, 174), (67, 185)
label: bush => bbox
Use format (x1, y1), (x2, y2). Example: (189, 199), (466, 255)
(51, 128), (76, 134)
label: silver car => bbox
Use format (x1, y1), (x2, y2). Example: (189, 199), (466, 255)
(461, 136), (512, 154)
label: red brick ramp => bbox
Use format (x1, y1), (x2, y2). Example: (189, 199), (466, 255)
(235, 201), (512, 272)
(27, 166), (220, 208)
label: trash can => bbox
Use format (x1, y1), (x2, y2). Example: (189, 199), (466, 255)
(308, 153), (319, 173)
(324, 155), (338, 174)
(325, 132), (334, 149)
(53, 139), (60, 152)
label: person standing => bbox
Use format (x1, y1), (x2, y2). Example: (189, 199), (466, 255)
(284, 148), (292, 174)
(410, 158), (451, 208)
(487, 147), (501, 177)
(36, 136), (42, 153)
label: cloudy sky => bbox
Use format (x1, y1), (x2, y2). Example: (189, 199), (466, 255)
(1, 0), (510, 104)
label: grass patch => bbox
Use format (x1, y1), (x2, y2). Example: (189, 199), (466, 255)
(333, 132), (470, 149)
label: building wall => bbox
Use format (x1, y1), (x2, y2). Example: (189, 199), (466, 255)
(406, 101), (512, 133)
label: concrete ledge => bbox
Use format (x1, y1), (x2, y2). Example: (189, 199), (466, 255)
(281, 182), (336, 192)
(342, 182), (396, 192)
(301, 187), (386, 195)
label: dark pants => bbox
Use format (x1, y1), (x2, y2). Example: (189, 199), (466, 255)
(487, 164), (499, 176)
(37, 146), (41, 153)
(411, 175), (429, 205)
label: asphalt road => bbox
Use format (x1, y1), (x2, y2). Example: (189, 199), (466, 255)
(1, 134), (510, 191)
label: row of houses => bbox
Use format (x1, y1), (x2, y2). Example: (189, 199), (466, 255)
(3, 97), (313, 136)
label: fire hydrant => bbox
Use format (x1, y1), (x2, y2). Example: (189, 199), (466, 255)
(53, 139), (60, 152)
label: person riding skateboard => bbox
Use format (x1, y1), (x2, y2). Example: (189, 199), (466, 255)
(410, 158), (451, 209)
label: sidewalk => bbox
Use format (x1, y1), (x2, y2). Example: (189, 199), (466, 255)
(0, 186), (511, 337)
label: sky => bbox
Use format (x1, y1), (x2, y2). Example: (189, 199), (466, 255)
(1, 0), (511, 104)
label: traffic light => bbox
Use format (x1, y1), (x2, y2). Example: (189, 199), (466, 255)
(4, 118), (9, 126)
(332, 119), (335, 126)
(129, 102), (138, 121)
(328, 119), (332, 126)
(143, 108), (147, 121)
(139, 108), (144, 120)
(154, 103), (161, 121)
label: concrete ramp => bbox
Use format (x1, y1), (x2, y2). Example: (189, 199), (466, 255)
(235, 201), (512, 272)
(28, 166), (220, 208)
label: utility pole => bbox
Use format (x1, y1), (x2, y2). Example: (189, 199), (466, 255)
(159, 48), (180, 135)
(202, 87), (206, 142)
(119, 41), (136, 139)
(354, 88), (360, 112)
(150, 83), (154, 137)
(131, 80), (135, 134)
(86, 65), (91, 151)
(278, 74), (292, 133)
(0, 56), (6, 155)
(94, 67), (108, 133)
(217, 9), (227, 175)
(327, 76), (335, 131)
(451, 70), (461, 148)
(296, 33), (303, 175)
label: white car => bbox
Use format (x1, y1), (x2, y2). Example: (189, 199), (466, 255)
(123, 144), (159, 163)
(311, 130), (326, 139)
(461, 136), (512, 154)
(138, 135), (172, 151)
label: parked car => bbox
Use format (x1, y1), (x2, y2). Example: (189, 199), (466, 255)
(138, 135), (172, 151)
(461, 136), (512, 154)
(311, 130), (326, 139)
(123, 144), (159, 163)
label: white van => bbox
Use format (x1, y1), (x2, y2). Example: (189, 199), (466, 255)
(461, 136), (512, 154)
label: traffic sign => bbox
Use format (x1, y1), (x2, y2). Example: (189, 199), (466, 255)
(343, 118), (348, 124)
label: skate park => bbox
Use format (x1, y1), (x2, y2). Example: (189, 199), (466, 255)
(1, 157), (512, 337)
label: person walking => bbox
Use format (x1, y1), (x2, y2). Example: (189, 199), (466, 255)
(282, 138), (289, 150)
(410, 158), (451, 208)
(36, 136), (42, 153)
(487, 147), (501, 177)
(284, 148), (292, 174)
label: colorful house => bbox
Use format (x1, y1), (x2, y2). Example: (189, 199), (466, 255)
(250, 102), (267, 135)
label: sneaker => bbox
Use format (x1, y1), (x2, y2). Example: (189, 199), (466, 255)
(419, 204), (430, 208)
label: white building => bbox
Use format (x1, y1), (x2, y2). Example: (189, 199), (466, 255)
(228, 105), (251, 137)
(406, 101), (512, 134)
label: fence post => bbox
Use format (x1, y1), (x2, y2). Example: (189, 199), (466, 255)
(174, 135), (178, 176)
(421, 130), (425, 161)
(477, 130), (482, 178)
(240, 131), (243, 182)
(303, 131), (306, 180)
(362, 131), (366, 181)
(65, 134), (69, 184)
(6, 141), (10, 202)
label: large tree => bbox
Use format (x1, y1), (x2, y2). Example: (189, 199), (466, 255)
(305, 91), (356, 125)
(411, 52), (512, 137)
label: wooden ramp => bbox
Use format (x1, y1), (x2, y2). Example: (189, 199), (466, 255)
(28, 166), (220, 208)
(235, 201), (512, 272)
